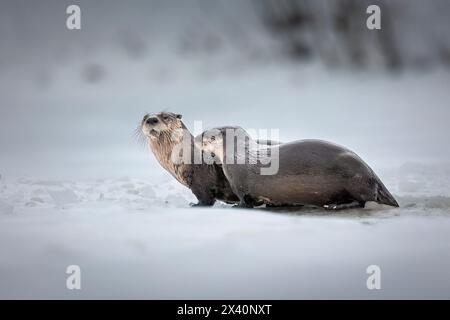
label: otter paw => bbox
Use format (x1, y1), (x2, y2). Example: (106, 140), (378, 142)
(232, 202), (254, 209)
(189, 202), (213, 207)
(324, 202), (363, 210)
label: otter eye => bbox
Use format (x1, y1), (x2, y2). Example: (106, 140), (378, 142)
(211, 152), (216, 158)
(211, 136), (216, 141)
(162, 115), (169, 120)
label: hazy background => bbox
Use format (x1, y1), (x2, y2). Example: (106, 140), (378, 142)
(1, 0), (450, 299)
(1, 0), (450, 180)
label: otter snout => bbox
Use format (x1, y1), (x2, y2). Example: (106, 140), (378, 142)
(146, 117), (159, 125)
(141, 112), (184, 139)
(141, 115), (162, 138)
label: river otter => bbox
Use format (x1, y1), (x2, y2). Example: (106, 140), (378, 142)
(140, 112), (239, 206)
(200, 126), (399, 209)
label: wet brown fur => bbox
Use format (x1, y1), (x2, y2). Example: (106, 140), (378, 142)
(141, 112), (239, 206)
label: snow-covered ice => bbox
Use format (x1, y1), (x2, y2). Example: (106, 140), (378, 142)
(0, 161), (450, 299)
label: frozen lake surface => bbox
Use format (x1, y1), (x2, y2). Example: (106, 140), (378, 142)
(1, 162), (450, 299)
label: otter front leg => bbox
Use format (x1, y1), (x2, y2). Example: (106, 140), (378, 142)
(224, 173), (254, 208)
(190, 185), (216, 207)
(232, 194), (255, 208)
(190, 201), (215, 207)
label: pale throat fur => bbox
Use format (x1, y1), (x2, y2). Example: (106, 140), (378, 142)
(147, 127), (196, 187)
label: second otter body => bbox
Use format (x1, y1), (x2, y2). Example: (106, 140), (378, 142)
(202, 127), (399, 209)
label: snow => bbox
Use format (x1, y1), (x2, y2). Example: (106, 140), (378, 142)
(1, 161), (450, 299)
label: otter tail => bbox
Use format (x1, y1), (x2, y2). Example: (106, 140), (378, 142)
(375, 180), (399, 207)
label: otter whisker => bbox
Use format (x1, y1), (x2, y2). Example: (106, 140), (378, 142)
(132, 123), (147, 149)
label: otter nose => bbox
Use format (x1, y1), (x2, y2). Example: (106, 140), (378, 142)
(146, 117), (159, 125)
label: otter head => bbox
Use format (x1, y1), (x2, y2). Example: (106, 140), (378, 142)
(199, 128), (225, 163)
(200, 126), (255, 165)
(141, 112), (183, 139)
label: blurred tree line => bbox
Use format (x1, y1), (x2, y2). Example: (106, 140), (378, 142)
(256, 0), (450, 70)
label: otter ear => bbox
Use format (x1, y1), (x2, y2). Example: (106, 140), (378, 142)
(176, 114), (182, 119)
